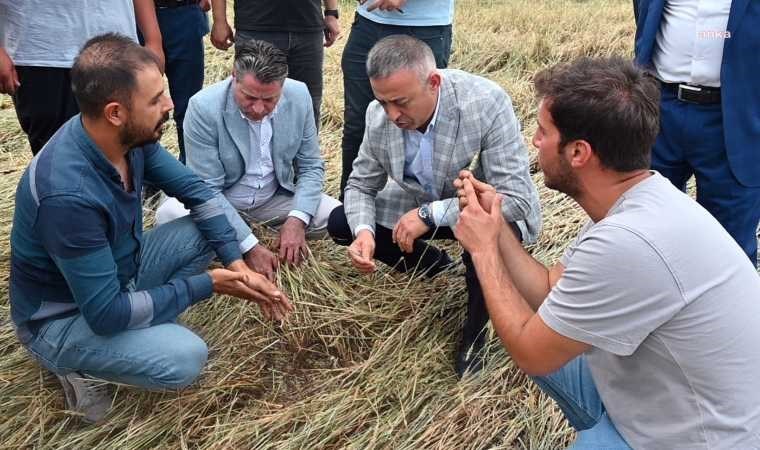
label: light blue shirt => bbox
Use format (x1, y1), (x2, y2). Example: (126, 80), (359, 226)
(357, 0), (455, 27)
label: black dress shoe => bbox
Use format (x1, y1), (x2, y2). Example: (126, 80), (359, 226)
(455, 331), (485, 378)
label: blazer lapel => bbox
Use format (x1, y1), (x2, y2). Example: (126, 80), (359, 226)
(222, 82), (251, 168)
(386, 122), (406, 183)
(270, 93), (290, 178)
(431, 75), (459, 198)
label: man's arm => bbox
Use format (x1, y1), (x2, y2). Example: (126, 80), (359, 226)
(323, 0), (341, 47)
(343, 108), (390, 235)
(209, 0), (234, 50)
(37, 196), (216, 335)
(0, 47), (20, 94)
(133, 0), (165, 71)
(455, 179), (588, 376)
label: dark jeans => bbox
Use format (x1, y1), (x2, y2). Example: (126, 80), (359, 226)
(653, 86), (760, 266)
(236, 29), (324, 130)
(339, 14), (453, 198)
(151, 4), (209, 163)
(12, 66), (80, 155)
(327, 206), (488, 345)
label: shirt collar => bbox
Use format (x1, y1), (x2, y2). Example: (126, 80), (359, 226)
(415, 87), (442, 135)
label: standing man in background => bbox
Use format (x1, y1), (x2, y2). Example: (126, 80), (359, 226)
(150, 0), (211, 163)
(0, 0), (165, 155)
(209, 0), (341, 130)
(634, 0), (760, 265)
(339, 0), (455, 198)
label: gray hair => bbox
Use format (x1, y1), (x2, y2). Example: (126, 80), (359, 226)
(234, 39), (288, 83)
(366, 35), (436, 81)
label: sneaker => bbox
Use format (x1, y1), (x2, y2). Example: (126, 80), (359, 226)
(56, 372), (113, 424)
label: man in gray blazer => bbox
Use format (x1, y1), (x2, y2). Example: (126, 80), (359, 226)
(328, 35), (541, 378)
(157, 40), (340, 280)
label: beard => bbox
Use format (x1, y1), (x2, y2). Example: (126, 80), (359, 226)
(120, 112), (170, 148)
(543, 152), (581, 197)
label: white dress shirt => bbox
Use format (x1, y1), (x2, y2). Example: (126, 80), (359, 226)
(225, 109), (311, 233)
(653, 0), (732, 87)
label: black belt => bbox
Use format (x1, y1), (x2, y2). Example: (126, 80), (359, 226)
(660, 82), (721, 105)
(155, 0), (199, 8)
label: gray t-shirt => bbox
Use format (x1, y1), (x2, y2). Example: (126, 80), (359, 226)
(0, 0), (138, 68)
(539, 173), (760, 449)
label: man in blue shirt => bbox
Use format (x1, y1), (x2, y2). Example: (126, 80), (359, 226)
(9, 33), (292, 424)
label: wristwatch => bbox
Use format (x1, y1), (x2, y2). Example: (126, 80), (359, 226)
(324, 9), (339, 19)
(417, 203), (436, 228)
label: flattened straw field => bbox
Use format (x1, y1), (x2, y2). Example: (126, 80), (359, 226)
(0, 1), (655, 448)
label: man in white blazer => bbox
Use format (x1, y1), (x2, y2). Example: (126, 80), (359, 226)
(157, 39), (340, 280)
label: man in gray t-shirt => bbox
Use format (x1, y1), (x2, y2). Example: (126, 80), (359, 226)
(454, 56), (760, 449)
(0, 0), (164, 155)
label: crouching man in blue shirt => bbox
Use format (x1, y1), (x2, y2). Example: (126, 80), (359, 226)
(9, 33), (293, 424)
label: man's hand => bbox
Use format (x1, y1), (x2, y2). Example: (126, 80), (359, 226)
(0, 48), (20, 95)
(362, 0), (407, 12)
(324, 15), (341, 47)
(392, 208), (430, 254)
(278, 216), (309, 266)
(213, 260), (294, 320)
(455, 178), (505, 255)
(348, 229), (377, 273)
(244, 244), (279, 282)
(211, 19), (234, 50)
(143, 40), (166, 73)
(455, 170), (498, 212)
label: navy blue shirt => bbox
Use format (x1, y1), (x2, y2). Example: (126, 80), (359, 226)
(10, 116), (241, 340)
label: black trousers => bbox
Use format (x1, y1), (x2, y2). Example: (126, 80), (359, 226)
(327, 206), (488, 344)
(12, 66), (80, 155)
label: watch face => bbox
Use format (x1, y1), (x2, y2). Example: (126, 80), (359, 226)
(419, 206), (429, 218)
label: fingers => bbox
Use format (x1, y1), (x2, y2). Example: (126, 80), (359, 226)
(462, 178), (484, 212)
(348, 246), (376, 273)
(366, 0), (379, 11)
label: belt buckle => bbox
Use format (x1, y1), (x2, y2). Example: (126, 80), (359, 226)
(677, 84), (702, 104)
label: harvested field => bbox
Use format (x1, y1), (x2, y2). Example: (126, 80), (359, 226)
(1, 1), (652, 448)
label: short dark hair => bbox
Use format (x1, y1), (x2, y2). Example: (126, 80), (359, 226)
(533, 57), (660, 172)
(71, 33), (161, 118)
(234, 40), (288, 84)
(366, 35), (436, 81)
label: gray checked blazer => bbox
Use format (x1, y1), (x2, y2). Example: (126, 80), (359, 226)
(344, 69), (542, 243)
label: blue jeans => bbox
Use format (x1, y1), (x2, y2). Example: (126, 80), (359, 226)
(23, 216), (214, 390)
(532, 357), (631, 449)
(339, 13), (453, 197)
(154, 4), (209, 162)
(653, 87), (760, 266)
(236, 29), (324, 130)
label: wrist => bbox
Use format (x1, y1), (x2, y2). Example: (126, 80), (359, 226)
(324, 9), (339, 19)
(227, 259), (247, 271)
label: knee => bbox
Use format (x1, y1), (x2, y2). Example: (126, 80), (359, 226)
(155, 333), (208, 389)
(155, 196), (190, 225)
(327, 205), (352, 245)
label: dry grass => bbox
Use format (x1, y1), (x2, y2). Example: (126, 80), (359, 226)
(0, 1), (636, 448)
